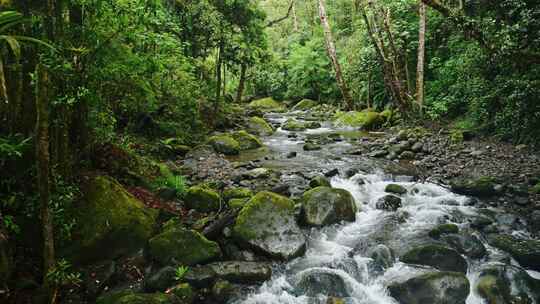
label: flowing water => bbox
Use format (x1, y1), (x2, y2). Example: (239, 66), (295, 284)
(231, 111), (538, 304)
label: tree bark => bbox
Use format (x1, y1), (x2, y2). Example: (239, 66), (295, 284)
(318, 0), (353, 110)
(416, 1), (426, 112)
(35, 64), (55, 284)
(215, 44), (222, 112)
(235, 64), (247, 103)
(0, 55), (8, 123)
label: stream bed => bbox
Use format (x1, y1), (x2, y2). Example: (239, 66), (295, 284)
(230, 110), (540, 304)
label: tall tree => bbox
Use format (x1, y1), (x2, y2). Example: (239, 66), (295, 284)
(416, 1), (426, 112)
(318, 0), (353, 110)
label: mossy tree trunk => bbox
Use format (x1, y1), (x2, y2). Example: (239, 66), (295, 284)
(235, 64), (247, 103)
(416, 1), (426, 113)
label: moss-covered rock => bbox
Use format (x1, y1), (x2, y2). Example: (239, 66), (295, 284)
(380, 109), (395, 124)
(184, 186), (221, 213)
(97, 291), (173, 304)
(309, 175), (331, 188)
(488, 234), (540, 271)
(232, 131), (263, 150)
(170, 283), (195, 304)
(247, 117), (274, 136)
(429, 224), (459, 239)
(441, 230), (486, 259)
(248, 97), (284, 111)
(63, 176), (158, 264)
(228, 198), (250, 209)
(333, 111), (383, 130)
(385, 184), (407, 195)
(212, 279), (235, 302)
(147, 225), (221, 266)
(292, 99), (318, 111)
(208, 135), (240, 155)
(233, 192), (306, 260)
(531, 182), (540, 194)
(282, 119), (307, 131)
(475, 264), (540, 304)
(223, 187), (253, 202)
(401, 245), (467, 273)
(301, 187), (357, 226)
(375, 195), (402, 211)
(303, 143), (321, 151)
(388, 272), (470, 304)
(450, 176), (499, 197)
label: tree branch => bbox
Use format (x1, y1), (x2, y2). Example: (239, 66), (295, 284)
(266, 1), (295, 27)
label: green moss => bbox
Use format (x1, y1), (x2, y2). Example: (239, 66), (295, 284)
(333, 111), (383, 130)
(228, 198), (249, 209)
(184, 186), (221, 213)
(531, 182), (540, 194)
(282, 119), (307, 131)
(247, 117), (274, 136)
(97, 292), (173, 304)
(208, 135), (240, 155)
(223, 187), (253, 202)
(292, 99), (317, 111)
(232, 131), (263, 150)
(385, 184), (407, 195)
(147, 226), (221, 266)
(248, 97), (283, 110)
(429, 224), (459, 239)
(63, 176), (158, 264)
(476, 274), (502, 303)
(170, 283), (194, 303)
(233, 191), (294, 241)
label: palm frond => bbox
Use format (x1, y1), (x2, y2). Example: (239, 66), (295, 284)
(10, 36), (56, 52)
(0, 35), (21, 58)
(0, 11), (23, 27)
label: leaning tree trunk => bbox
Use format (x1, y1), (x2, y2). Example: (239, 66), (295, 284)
(416, 1), (426, 112)
(35, 64), (55, 286)
(235, 64), (247, 103)
(0, 55), (9, 123)
(318, 0), (353, 110)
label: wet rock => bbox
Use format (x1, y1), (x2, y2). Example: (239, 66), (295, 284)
(211, 280), (236, 303)
(286, 151), (297, 159)
(388, 271), (470, 304)
(428, 224), (459, 239)
(333, 111), (383, 130)
(96, 291), (174, 304)
(62, 176), (158, 264)
(487, 234), (540, 271)
(401, 245), (468, 273)
(326, 298), (345, 304)
(271, 184), (291, 197)
(325, 168), (340, 178)
(305, 121), (322, 129)
(303, 143), (321, 151)
(222, 187), (253, 202)
(147, 224), (221, 266)
(296, 269), (349, 298)
(232, 191), (306, 260)
(185, 262), (271, 287)
(309, 175), (331, 188)
(184, 186), (221, 213)
(475, 263), (540, 303)
(385, 184), (407, 195)
(441, 230), (486, 259)
(376, 195), (402, 211)
(245, 168), (271, 179)
(450, 176), (499, 197)
(222, 243), (257, 261)
(400, 151), (416, 160)
(208, 134), (240, 155)
(369, 150), (388, 158)
(301, 187), (357, 226)
(283, 119), (307, 131)
(368, 244), (395, 270)
(232, 131), (263, 150)
(144, 266), (176, 292)
(247, 116), (274, 136)
(411, 142), (424, 152)
(169, 283), (195, 303)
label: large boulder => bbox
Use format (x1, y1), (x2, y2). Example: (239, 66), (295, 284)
(441, 230), (486, 259)
(475, 263), (540, 303)
(232, 131), (263, 150)
(247, 117), (274, 136)
(333, 111), (383, 130)
(185, 261), (271, 287)
(385, 184), (407, 195)
(208, 135), (240, 155)
(248, 97), (284, 111)
(376, 195), (402, 211)
(301, 187), (357, 226)
(388, 271), (470, 304)
(233, 191), (306, 260)
(488, 234), (540, 271)
(184, 186), (221, 213)
(63, 176), (158, 264)
(401, 245), (468, 273)
(450, 176), (499, 197)
(295, 269), (349, 298)
(147, 224), (221, 266)
(292, 99), (318, 111)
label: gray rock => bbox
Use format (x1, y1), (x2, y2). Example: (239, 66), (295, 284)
(303, 143), (321, 151)
(309, 175), (331, 188)
(388, 271), (470, 304)
(301, 187), (357, 226)
(441, 230), (486, 259)
(185, 261), (271, 288)
(368, 244), (395, 270)
(411, 142), (424, 152)
(296, 269), (349, 298)
(376, 195), (402, 211)
(401, 245), (468, 273)
(400, 151), (416, 160)
(475, 263), (540, 303)
(488, 234), (540, 271)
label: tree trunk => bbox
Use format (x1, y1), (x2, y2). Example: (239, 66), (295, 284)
(235, 64), (247, 103)
(318, 0), (353, 110)
(215, 44), (222, 112)
(35, 64), (55, 285)
(0, 55), (8, 109)
(416, 1), (426, 112)
(292, 1), (299, 32)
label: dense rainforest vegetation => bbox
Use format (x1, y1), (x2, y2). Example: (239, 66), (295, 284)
(0, 0), (539, 303)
